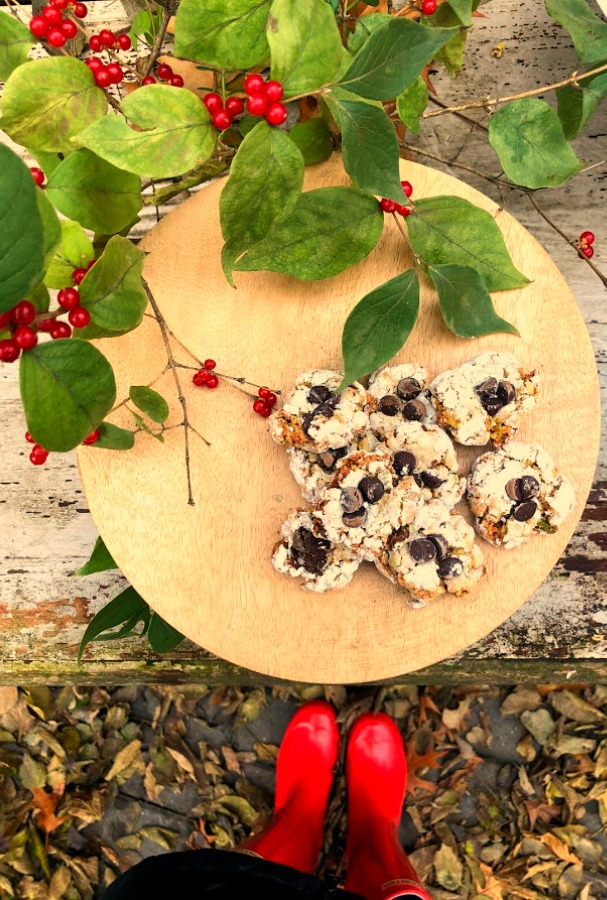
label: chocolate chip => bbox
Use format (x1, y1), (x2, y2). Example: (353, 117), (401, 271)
(421, 471), (445, 490)
(483, 400), (504, 416)
(390, 526), (410, 546)
(302, 400), (335, 434)
(340, 487), (364, 513)
(314, 402), (335, 419)
(318, 447), (348, 471)
(303, 549), (329, 575)
(396, 377), (422, 401)
(326, 393), (341, 409)
(292, 527), (327, 554)
(438, 556), (464, 579)
(402, 399), (426, 421)
(302, 412), (314, 435)
(497, 380), (515, 405)
(476, 377), (498, 396)
(393, 450), (416, 476)
(519, 475), (540, 500)
(358, 476), (385, 504)
(505, 478), (524, 501)
(428, 533), (449, 558)
(378, 394), (402, 416)
(512, 500), (537, 521)
(343, 508), (368, 528)
(307, 385), (331, 405)
(408, 538), (437, 563)
(413, 473), (424, 488)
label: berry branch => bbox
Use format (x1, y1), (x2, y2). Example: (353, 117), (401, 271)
(141, 1), (176, 78)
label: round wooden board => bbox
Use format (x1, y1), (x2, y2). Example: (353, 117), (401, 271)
(77, 157), (600, 684)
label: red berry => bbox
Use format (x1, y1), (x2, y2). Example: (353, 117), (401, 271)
(265, 391), (277, 406)
(117, 33), (131, 50)
(25, 432), (36, 444)
(265, 102), (288, 126)
(193, 370), (207, 386)
(74, 2), (88, 17)
(51, 0), (69, 9)
(95, 67), (112, 88)
(421, 0), (437, 13)
(72, 267), (87, 284)
(253, 398), (272, 418)
(99, 29), (116, 47)
(68, 307), (91, 328)
(203, 92), (223, 113)
(29, 16), (49, 38)
(47, 28), (66, 47)
(204, 359), (216, 370)
(42, 6), (63, 24)
(380, 198), (396, 213)
(156, 63), (173, 80)
(86, 259), (96, 270)
(225, 96), (244, 116)
(580, 230), (595, 246)
(107, 63), (124, 84)
(206, 374), (219, 389)
(88, 34), (101, 51)
(0, 310), (11, 330)
(244, 73), (265, 96)
(37, 318), (55, 333)
(396, 204), (412, 217)
(258, 387), (270, 398)
(0, 339), (20, 363)
(30, 444), (49, 466)
(582, 245), (595, 259)
(85, 57), (102, 71)
(61, 19), (78, 38)
(141, 75), (156, 85)
(401, 180), (413, 197)
(14, 326), (38, 350)
(247, 94), (267, 117)
(212, 109), (233, 130)
(50, 321), (72, 339)
(264, 80), (284, 102)
(57, 287), (80, 310)
(169, 74), (184, 87)
(12, 300), (36, 326)
(30, 167), (45, 187)
(83, 429), (100, 445)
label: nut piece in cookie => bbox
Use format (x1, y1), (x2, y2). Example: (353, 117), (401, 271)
(314, 449), (424, 561)
(272, 509), (361, 592)
(287, 433), (379, 502)
(269, 370), (369, 453)
(385, 421), (466, 508)
(376, 500), (485, 606)
(467, 442), (575, 549)
(429, 352), (540, 446)
(367, 364), (435, 439)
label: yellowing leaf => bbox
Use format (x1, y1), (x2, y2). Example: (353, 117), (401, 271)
(105, 739), (142, 781)
(538, 833), (582, 865)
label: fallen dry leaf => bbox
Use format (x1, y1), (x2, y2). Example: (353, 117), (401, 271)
(31, 789), (69, 836)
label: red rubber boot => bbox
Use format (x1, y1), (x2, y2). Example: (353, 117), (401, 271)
(344, 713), (432, 900)
(239, 700), (339, 873)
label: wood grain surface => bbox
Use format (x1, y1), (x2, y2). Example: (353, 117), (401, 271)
(75, 156), (600, 683)
(1, 0), (606, 685)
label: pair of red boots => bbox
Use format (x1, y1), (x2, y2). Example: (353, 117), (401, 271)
(240, 702), (431, 900)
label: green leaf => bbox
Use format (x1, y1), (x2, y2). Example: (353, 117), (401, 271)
(92, 421), (136, 450)
(340, 270), (419, 389)
(288, 117), (333, 164)
(1, 57), (107, 153)
(429, 264), (519, 338)
(445, 0), (474, 26)
(147, 613), (185, 652)
(434, 27), (467, 77)
(75, 535), (118, 576)
(0, 144), (45, 313)
(20, 339), (116, 452)
(325, 90), (403, 202)
(556, 69), (607, 140)
(338, 18), (458, 100)
(44, 220), (95, 290)
(77, 235), (147, 336)
(36, 189), (62, 274)
(488, 98), (582, 188)
(130, 409), (164, 442)
(27, 283), (50, 314)
(129, 386), (169, 423)
(396, 77), (428, 134)
(406, 195), (528, 292)
(267, 0), (348, 96)
(545, 0), (607, 63)
(78, 587), (149, 664)
(129, 8), (161, 46)
(0, 11), (33, 80)
(46, 149), (142, 234)
(234, 186), (384, 280)
(220, 120), (304, 263)
(75, 85), (216, 179)
(174, 0), (271, 69)
(347, 14), (391, 55)
(31, 151), (64, 178)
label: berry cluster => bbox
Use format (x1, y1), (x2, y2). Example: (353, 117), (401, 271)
(191, 359), (279, 417)
(193, 358), (220, 389)
(579, 230), (596, 259)
(29, 0), (86, 47)
(203, 92), (244, 131)
(380, 180), (414, 217)
(420, 0), (437, 14)
(88, 29), (131, 52)
(243, 74), (288, 126)
(84, 30), (133, 87)
(141, 62), (184, 88)
(253, 387), (278, 418)
(25, 427), (99, 467)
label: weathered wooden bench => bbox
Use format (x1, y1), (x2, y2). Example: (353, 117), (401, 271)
(1, 1), (605, 685)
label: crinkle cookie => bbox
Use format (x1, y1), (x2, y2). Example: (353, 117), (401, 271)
(272, 509), (361, 592)
(467, 442), (575, 549)
(367, 364), (435, 439)
(288, 433), (379, 502)
(384, 422), (466, 509)
(269, 370), (369, 453)
(314, 450), (423, 561)
(376, 500), (485, 606)
(429, 352), (540, 446)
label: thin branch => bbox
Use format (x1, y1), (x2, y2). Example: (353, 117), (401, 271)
(422, 61), (607, 118)
(428, 95), (489, 133)
(141, 3), (175, 78)
(400, 140), (510, 186)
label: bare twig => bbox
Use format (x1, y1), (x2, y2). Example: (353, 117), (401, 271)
(141, 3), (175, 78)
(428, 96), (490, 133)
